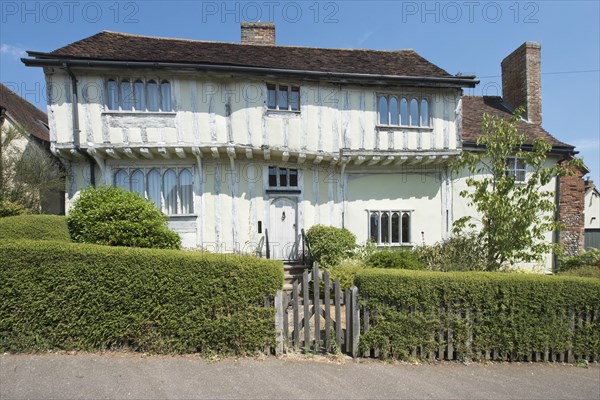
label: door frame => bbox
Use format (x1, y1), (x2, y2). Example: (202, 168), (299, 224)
(267, 195), (299, 260)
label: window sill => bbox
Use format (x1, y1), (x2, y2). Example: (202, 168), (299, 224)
(375, 243), (414, 248)
(102, 111), (177, 116)
(266, 189), (301, 194)
(266, 109), (301, 117)
(376, 125), (433, 132)
(167, 214), (197, 218)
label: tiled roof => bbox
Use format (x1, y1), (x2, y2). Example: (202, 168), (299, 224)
(0, 83), (49, 142)
(462, 96), (574, 150)
(34, 31), (460, 79)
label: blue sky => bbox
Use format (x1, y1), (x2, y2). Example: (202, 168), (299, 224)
(1, 0), (598, 181)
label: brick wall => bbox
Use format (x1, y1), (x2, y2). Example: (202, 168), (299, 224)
(559, 163), (585, 256)
(501, 42), (542, 124)
(241, 22), (275, 45)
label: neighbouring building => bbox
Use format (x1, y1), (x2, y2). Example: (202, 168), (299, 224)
(22, 24), (584, 271)
(584, 179), (600, 249)
(0, 83), (64, 214)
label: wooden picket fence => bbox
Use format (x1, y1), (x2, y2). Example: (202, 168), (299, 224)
(272, 266), (598, 362)
(273, 266), (360, 356)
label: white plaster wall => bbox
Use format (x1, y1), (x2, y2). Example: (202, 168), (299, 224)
(585, 189), (600, 229)
(47, 69), (460, 154)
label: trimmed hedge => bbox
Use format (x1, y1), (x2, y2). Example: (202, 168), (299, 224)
(0, 240), (283, 354)
(356, 269), (600, 360)
(367, 249), (424, 270)
(0, 215), (70, 242)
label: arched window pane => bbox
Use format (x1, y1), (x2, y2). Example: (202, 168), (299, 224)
(401, 212), (410, 243)
(370, 212), (379, 243)
(147, 80), (159, 111)
(107, 79), (118, 110)
(130, 169), (145, 197)
(381, 212), (390, 243)
(389, 97), (399, 125)
(134, 80), (145, 111)
(115, 170), (129, 190)
(163, 169), (177, 214)
(391, 212), (400, 243)
(179, 169), (194, 214)
(420, 99), (429, 127)
(378, 96), (388, 125)
(410, 99), (419, 126)
(147, 169), (161, 209)
(120, 80), (133, 111)
(160, 81), (171, 111)
(400, 98), (408, 126)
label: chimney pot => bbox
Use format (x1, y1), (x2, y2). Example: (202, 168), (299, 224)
(241, 22), (275, 45)
(501, 42), (542, 124)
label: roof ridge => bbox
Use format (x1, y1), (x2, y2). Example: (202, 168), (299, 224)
(96, 30), (417, 54)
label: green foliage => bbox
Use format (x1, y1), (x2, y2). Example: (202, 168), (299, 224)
(68, 185), (181, 249)
(451, 108), (583, 271)
(367, 248), (424, 270)
(1, 124), (64, 213)
(560, 266), (600, 279)
(0, 239), (283, 354)
(357, 269), (600, 361)
(328, 258), (366, 290)
(559, 248), (600, 272)
(306, 225), (356, 266)
(0, 214), (69, 241)
(0, 199), (25, 217)
(416, 233), (488, 271)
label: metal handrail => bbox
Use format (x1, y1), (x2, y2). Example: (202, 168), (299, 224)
(265, 228), (270, 259)
(301, 228), (313, 267)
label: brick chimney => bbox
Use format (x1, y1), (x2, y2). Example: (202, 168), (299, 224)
(241, 22), (275, 45)
(501, 42), (542, 124)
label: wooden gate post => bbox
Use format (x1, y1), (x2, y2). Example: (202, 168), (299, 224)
(351, 286), (360, 358)
(274, 289), (284, 356)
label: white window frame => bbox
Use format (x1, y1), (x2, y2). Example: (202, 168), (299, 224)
(377, 94), (431, 128)
(113, 166), (194, 216)
(266, 83), (301, 112)
(105, 78), (172, 112)
(505, 156), (527, 183)
(367, 210), (413, 245)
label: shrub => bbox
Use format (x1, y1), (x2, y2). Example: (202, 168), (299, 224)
(306, 225), (356, 266)
(328, 258), (366, 290)
(416, 233), (488, 272)
(68, 185), (181, 249)
(559, 248), (600, 272)
(0, 199), (25, 218)
(561, 266), (600, 279)
(356, 269), (600, 361)
(0, 214), (69, 241)
(0, 239), (283, 354)
(367, 249), (424, 270)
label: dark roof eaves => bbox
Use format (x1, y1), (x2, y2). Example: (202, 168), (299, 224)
(22, 56), (479, 87)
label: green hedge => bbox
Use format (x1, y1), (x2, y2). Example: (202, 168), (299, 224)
(0, 215), (70, 241)
(356, 269), (600, 361)
(0, 240), (283, 354)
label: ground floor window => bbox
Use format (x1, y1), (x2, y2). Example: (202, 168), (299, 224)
(368, 210), (412, 244)
(114, 166), (194, 215)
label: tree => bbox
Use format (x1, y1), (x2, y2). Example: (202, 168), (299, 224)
(0, 123), (64, 213)
(451, 108), (582, 271)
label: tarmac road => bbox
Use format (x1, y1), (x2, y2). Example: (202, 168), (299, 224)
(1, 353), (599, 399)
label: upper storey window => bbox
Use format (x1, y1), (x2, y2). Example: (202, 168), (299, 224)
(267, 83), (300, 112)
(106, 78), (172, 112)
(377, 95), (430, 127)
